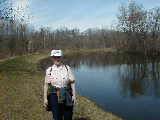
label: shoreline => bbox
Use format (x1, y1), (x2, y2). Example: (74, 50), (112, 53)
(64, 48), (117, 54)
(75, 95), (123, 120)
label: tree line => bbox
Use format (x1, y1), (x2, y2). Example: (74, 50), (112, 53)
(0, 1), (160, 58)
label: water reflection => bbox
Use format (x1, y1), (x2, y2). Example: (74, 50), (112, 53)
(119, 60), (160, 98)
(39, 53), (160, 98)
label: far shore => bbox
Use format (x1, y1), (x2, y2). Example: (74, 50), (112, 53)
(1, 47), (156, 62)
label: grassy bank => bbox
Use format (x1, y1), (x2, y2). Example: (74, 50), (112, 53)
(64, 48), (117, 55)
(0, 52), (122, 120)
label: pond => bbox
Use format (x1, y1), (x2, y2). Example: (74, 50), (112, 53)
(39, 53), (160, 120)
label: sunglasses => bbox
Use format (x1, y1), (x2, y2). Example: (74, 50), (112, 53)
(52, 56), (62, 59)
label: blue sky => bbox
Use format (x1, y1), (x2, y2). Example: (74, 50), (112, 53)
(23, 0), (160, 30)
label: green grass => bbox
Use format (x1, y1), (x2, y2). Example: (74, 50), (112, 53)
(0, 52), (122, 120)
(0, 53), (49, 120)
(64, 48), (117, 55)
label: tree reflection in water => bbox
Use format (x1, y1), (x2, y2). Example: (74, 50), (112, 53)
(119, 56), (160, 98)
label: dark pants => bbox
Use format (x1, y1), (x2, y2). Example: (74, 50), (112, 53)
(50, 93), (73, 120)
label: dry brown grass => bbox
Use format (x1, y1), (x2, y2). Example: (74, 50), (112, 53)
(74, 95), (122, 120)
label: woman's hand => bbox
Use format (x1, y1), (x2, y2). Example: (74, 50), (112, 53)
(72, 95), (76, 105)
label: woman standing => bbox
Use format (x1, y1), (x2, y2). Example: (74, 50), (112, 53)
(43, 49), (76, 120)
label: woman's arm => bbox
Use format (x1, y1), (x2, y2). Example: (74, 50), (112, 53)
(67, 65), (76, 104)
(44, 76), (48, 106)
(44, 82), (48, 101)
(71, 82), (76, 104)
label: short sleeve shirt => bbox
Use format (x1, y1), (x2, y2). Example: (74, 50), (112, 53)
(45, 64), (75, 88)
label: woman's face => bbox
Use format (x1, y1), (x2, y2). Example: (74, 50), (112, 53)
(51, 56), (62, 65)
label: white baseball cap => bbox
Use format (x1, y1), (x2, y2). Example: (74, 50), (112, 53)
(50, 49), (63, 57)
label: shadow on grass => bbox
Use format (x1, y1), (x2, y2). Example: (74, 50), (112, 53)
(74, 117), (90, 120)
